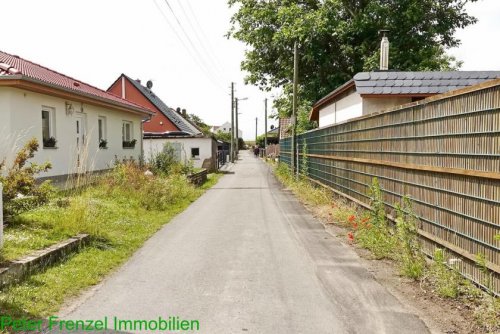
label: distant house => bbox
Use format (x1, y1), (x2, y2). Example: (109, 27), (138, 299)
(210, 121), (242, 139)
(310, 71), (500, 128)
(0, 50), (152, 181)
(108, 74), (218, 171)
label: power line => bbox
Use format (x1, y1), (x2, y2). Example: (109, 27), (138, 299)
(153, 0), (225, 92)
(161, 0), (226, 85)
(174, 0), (226, 76)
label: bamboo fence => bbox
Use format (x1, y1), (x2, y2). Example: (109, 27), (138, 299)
(280, 80), (500, 294)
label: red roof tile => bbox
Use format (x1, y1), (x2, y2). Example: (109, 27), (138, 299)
(0, 50), (150, 114)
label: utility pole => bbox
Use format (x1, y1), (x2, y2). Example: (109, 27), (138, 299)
(255, 117), (258, 144)
(235, 98), (239, 156)
(230, 82), (235, 163)
(291, 42), (298, 177)
(264, 98), (268, 154)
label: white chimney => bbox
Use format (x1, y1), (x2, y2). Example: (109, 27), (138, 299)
(379, 30), (389, 71)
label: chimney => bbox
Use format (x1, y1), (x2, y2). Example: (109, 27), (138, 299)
(176, 107), (182, 115)
(182, 109), (187, 117)
(379, 30), (389, 71)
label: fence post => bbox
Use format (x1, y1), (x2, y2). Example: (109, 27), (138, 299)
(0, 183), (3, 249)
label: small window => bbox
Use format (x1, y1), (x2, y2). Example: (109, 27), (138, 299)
(122, 121), (135, 148)
(98, 117), (107, 148)
(122, 121), (132, 141)
(191, 147), (200, 159)
(41, 107), (56, 148)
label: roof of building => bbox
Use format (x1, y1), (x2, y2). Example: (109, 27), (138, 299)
(353, 71), (500, 95)
(0, 50), (151, 115)
(122, 75), (202, 136)
(311, 71), (500, 121)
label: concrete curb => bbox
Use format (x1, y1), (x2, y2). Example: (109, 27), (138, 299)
(0, 234), (90, 289)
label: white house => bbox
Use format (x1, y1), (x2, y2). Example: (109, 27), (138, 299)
(143, 134), (218, 171)
(0, 50), (152, 182)
(210, 121), (242, 139)
(310, 71), (500, 128)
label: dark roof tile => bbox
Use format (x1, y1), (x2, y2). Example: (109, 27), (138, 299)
(353, 72), (370, 80)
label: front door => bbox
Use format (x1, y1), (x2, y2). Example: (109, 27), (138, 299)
(75, 114), (86, 170)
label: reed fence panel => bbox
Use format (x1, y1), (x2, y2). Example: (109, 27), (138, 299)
(280, 81), (500, 294)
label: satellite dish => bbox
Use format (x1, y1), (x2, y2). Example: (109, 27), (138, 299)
(270, 125), (275, 130)
(146, 80), (153, 89)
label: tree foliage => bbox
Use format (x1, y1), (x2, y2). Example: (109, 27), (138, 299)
(227, 0), (477, 118)
(186, 113), (212, 135)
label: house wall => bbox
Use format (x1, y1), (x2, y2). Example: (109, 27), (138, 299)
(108, 77), (178, 133)
(213, 121), (242, 138)
(144, 137), (216, 170)
(0, 87), (143, 178)
(362, 96), (412, 115)
(318, 92), (362, 127)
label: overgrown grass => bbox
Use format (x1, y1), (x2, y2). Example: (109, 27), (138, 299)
(0, 165), (221, 317)
(271, 162), (499, 332)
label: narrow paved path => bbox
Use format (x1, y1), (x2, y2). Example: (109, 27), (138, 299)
(59, 153), (429, 333)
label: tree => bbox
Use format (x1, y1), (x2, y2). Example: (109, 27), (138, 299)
(187, 113), (212, 135)
(227, 0), (477, 121)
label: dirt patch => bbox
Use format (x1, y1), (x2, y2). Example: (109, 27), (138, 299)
(305, 203), (495, 334)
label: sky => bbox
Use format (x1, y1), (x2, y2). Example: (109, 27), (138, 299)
(0, 0), (499, 140)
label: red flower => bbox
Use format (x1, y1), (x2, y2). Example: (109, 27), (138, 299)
(347, 232), (354, 241)
(352, 222), (358, 230)
(348, 215), (356, 222)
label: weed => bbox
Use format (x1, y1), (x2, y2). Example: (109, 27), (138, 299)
(356, 178), (396, 259)
(394, 197), (425, 279)
(430, 249), (462, 298)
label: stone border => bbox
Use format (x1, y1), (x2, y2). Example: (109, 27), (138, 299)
(0, 234), (90, 289)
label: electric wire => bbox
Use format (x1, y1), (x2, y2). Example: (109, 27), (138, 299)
(153, 0), (226, 92)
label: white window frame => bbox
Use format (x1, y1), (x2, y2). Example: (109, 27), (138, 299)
(41, 106), (56, 147)
(122, 121), (133, 142)
(98, 116), (107, 148)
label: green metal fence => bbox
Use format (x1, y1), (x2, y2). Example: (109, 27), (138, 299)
(280, 80), (500, 294)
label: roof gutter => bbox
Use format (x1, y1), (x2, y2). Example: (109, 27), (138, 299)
(0, 75), (154, 118)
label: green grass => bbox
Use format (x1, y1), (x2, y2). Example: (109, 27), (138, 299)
(0, 171), (222, 317)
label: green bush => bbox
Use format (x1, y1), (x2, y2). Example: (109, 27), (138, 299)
(0, 138), (54, 218)
(148, 143), (193, 176)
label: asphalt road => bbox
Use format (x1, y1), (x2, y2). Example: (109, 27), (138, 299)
(58, 152), (429, 334)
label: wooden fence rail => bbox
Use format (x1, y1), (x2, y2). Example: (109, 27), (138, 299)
(280, 80), (500, 294)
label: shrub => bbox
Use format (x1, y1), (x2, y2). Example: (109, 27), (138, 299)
(148, 143), (193, 176)
(0, 138), (54, 218)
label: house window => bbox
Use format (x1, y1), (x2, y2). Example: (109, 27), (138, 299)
(41, 107), (56, 148)
(122, 121), (136, 148)
(191, 147), (200, 159)
(98, 116), (107, 148)
(122, 121), (132, 141)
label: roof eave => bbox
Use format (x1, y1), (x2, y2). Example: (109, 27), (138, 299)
(0, 75), (153, 118)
